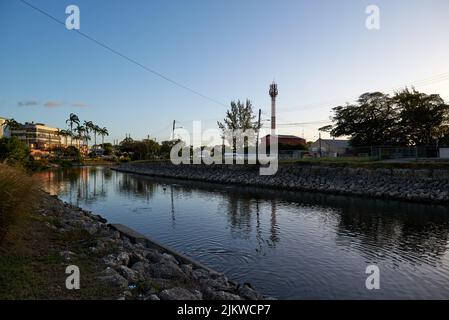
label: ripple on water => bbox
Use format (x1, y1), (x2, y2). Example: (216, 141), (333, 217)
(36, 167), (449, 299)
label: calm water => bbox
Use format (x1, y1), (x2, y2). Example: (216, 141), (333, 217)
(36, 166), (449, 299)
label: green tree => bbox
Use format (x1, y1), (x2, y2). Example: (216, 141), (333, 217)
(65, 113), (80, 146)
(2, 118), (22, 131)
(119, 138), (160, 160)
(160, 139), (181, 159)
(394, 88), (449, 145)
(217, 99), (259, 158)
(330, 92), (401, 146)
(0, 137), (31, 165)
(99, 127), (109, 145)
(74, 125), (86, 150)
(59, 129), (72, 146)
(102, 143), (113, 156)
(92, 124), (100, 147)
(83, 121), (94, 151)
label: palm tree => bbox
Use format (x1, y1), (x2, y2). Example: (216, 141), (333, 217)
(59, 129), (71, 146)
(92, 124), (100, 148)
(83, 121), (94, 152)
(99, 127), (109, 146)
(65, 113), (80, 146)
(2, 118), (24, 144)
(75, 125), (85, 150)
(3, 118), (22, 131)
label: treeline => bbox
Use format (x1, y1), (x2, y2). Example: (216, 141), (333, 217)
(117, 137), (178, 161)
(328, 88), (449, 147)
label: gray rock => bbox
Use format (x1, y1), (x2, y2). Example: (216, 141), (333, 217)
(180, 264), (194, 278)
(238, 284), (262, 300)
(204, 289), (243, 300)
(117, 252), (130, 266)
(118, 265), (141, 283)
(112, 231), (121, 239)
(145, 250), (164, 263)
(159, 288), (203, 300)
(131, 260), (149, 272)
(103, 254), (117, 267)
(147, 261), (185, 279)
(98, 267), (129, 289)
(83, 221), (98, 235)
(162, 253), (179, 265)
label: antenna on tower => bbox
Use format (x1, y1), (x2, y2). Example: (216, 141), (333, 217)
(269, 81), (278, 131)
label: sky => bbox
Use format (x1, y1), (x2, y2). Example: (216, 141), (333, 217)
(1, 0), (449, 143)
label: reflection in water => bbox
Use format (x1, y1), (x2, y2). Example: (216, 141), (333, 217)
(35, 166), (449, 299)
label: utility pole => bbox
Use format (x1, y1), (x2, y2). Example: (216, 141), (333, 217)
(256, 108), (261, 163)
(172, 120), (176, 140)
(222, 135), (225, 161)
(319, 132), (322, 158)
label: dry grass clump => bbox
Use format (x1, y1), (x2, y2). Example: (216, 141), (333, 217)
(0, 164), (40, 243)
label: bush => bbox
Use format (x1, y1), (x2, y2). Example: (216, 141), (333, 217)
(0, 164), (39, 243)
(0, 137), (32, 166)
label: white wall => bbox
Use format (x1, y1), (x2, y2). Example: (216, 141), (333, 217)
(440, 148), (449, 159)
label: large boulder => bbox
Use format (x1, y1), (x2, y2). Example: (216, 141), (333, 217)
(98, 267), (129, 289)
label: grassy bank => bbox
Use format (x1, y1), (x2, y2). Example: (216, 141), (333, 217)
(0, 164), (39, 243)
(0, 164), (120, 299)
(284, 158), (449, 169)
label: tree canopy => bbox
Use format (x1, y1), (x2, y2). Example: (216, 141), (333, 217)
(217, 99), (259, 149)
(330, 88), (449, 147)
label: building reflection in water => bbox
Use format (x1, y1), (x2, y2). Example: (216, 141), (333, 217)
(35, 166), (449, 266)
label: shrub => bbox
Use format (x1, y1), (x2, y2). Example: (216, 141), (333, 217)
(0, 137), (32, 166)
(0, 164), (39, 243)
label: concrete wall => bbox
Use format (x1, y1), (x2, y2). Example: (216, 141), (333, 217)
(114, 162), (449, 203)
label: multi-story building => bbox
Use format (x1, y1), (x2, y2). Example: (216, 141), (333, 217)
(0, 117), (11, 138)
(10, 122), (61, 151)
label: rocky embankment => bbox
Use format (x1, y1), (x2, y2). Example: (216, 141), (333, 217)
(41, 192), (267, 300)
(113, 162), (449, 203)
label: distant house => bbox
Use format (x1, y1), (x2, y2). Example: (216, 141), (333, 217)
(310, 139), (349, 157)
(261, 134), (306, 149)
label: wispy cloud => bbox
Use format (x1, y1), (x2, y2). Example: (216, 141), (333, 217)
(71, 102), (89, 108)
(18, 100), (38, 106)
(44, 101), (64, 108)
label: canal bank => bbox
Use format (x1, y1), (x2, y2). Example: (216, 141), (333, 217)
(35, 166), (449, 299)
(1, 190), (267, 300)
(112, 162), (449, 204)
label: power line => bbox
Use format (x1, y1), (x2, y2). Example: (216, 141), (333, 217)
(18, 0), (228, 108)
(278, 71), (449, 114)
(277, 120), (331, 126)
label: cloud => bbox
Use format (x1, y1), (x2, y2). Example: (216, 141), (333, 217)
(44, 101), (64, 108)
(18, 100), (38, 106)
(71, 102), (89, 108)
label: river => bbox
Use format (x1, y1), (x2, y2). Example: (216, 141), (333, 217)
(35, 166), (449, 299)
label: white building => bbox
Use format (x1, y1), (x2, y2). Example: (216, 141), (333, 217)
(310, 139), (350, 157)
(10, 122), (61, 150)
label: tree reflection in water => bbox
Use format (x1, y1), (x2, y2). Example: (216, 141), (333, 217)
(34, 166), (449, 299)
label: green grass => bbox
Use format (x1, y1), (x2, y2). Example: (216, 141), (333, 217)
(0, 253), (46, 299)
(0, 164), (39, 243)
(284, 157), (449, 169)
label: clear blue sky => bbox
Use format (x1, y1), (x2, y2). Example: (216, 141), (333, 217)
(1, 0), (449, 142)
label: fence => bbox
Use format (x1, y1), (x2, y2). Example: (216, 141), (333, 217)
(350, 145), (443, 160)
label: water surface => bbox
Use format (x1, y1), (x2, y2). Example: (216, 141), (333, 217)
(36, 166), (449, 299)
